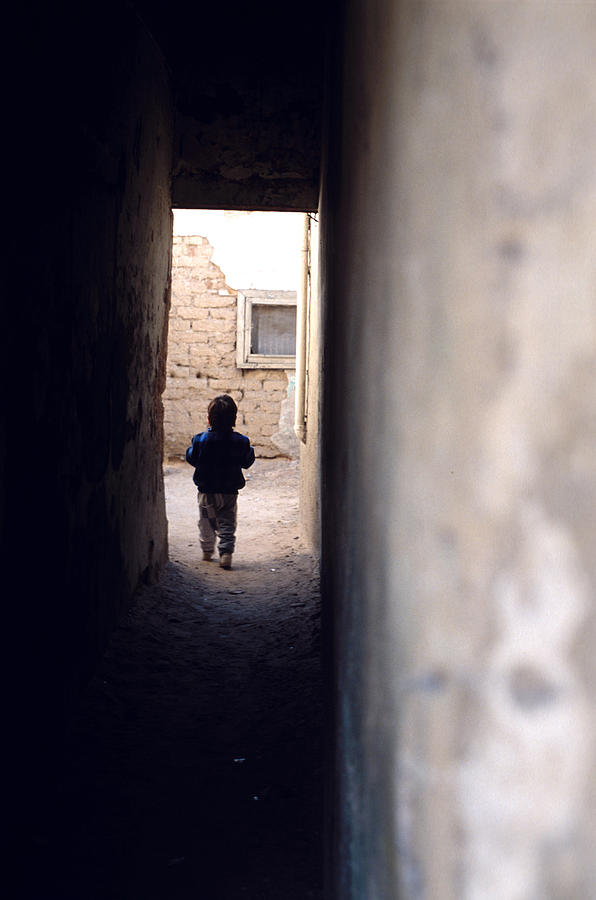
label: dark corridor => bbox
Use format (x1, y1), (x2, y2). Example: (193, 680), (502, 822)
(5, 2), (325, 896)
(23, 461), (322, 899)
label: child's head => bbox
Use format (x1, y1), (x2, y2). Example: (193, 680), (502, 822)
(208, 394), (237, 430)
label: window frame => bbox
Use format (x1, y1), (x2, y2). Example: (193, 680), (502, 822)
(236, 289), (298, 369)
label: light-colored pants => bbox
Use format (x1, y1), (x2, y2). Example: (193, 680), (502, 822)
(197, 492), (238, 555)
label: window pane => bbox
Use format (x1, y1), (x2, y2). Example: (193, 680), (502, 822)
(251, 304), (296, 356)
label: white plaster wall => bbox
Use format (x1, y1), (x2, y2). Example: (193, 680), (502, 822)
(172, 209), (304, 291)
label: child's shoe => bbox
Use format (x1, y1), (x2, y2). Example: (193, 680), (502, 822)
(220, 553), (232, 569)
(202, 551), (213, 561)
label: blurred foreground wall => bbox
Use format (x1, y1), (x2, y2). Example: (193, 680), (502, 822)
(321, 1), (596, 897)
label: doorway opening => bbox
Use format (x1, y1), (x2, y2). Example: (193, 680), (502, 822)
(156, 209), (322, 895)
(164, 209), (307, 464)
(44, 210), (324, 899)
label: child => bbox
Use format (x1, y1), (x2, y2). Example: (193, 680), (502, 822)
(186, 394), (255, 569)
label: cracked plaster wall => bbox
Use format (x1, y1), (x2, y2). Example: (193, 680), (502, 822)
(165, 234), (298, 458)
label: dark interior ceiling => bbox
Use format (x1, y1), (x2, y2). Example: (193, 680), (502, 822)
(131, 0), (326, 93)
(131, 0), (328, 209)
(8, 0), (328, 212)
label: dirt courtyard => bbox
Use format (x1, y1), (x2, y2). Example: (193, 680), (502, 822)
(34, 458), (323, 899)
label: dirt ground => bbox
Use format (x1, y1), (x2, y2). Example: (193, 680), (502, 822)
(36, 458), (323, 899)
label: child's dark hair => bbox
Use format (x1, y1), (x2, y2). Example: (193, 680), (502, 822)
(208, 394), (237, 430)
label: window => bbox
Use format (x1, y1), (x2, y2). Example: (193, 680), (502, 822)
(236, 290), (297, 369)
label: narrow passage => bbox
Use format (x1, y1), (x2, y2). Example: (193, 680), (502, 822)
(48, 459), (323, 899)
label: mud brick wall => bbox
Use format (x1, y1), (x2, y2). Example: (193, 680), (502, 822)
(164, 235), (296, 458)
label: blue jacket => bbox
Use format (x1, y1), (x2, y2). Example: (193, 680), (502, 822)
(185, 427), (255, 493)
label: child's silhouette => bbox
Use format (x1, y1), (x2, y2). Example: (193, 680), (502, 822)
(186, 394), (255, 569)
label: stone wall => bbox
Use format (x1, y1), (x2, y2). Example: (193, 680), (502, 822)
(5, 3), (173, 831)
(164, 234), (298, 458)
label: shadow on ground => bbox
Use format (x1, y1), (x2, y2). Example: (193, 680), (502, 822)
(26, 460), (323, 899)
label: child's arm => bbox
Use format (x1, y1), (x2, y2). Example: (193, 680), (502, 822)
(243, 442), (255, 470)
(185, 435), (200, 466)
